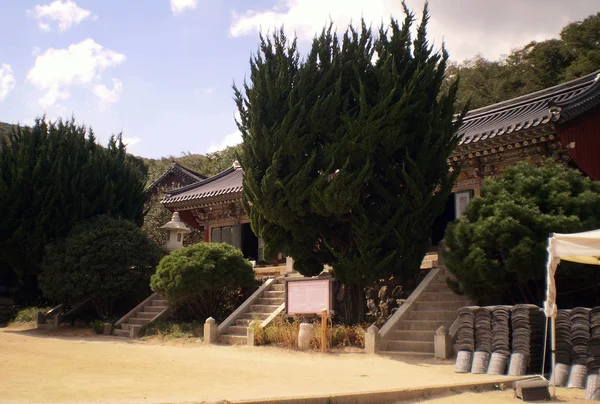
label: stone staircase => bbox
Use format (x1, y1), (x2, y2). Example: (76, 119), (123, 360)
(113, 293), (169, 338)
(379, 267), (470, 356)
(219, 278), (286, 344)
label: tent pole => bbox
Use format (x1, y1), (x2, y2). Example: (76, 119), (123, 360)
(551, 314), (557, 398)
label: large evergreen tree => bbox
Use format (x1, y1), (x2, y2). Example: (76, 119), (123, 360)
(0, 118), (147, 303)
(235, 4), (463, 323)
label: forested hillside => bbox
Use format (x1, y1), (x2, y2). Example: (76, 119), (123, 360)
(141, 144), (241, 186)
(446, 13), (600, 109)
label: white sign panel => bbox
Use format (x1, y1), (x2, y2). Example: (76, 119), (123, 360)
(287, 279), (331, 315)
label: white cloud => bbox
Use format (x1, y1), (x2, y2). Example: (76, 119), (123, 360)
(122, 137), (142, 148)
(27, 38), (125, 108)
(207, 111), (242, 153)
(194, 87), (213, 96)
(32, 47), (41, 57)
(93, 78), (123, 105)
(0, 64), (17, 102)
(229, 0), (600, 62)
(170, 0), (197, 15)
(28, 0), (94, 32)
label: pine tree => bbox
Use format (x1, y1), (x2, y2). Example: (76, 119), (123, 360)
(235, 4), (463, 323)
(0, 118), (147, 303)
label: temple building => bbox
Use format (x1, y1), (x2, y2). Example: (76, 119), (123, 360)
(147, 161), (206, 196)
(161, 69), (600, 259)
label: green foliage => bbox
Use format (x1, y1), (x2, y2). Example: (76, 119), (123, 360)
(444, 160), (600, 305)
(142, 145), (242, 187)
(235, 4), (462, 323)
(142, 190), (203, 248)
(150, 243), (256, 320)
(448, 12), (600, 109)
(140, 320), (204, 339)
(91, 319), (105, 334)
(39, 215), (164, 318)
(12, 306), (50, 323)
(0, 118), (148, 303)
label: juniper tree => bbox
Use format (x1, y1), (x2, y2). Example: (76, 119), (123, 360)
(235, 4), (463, 323)
(0, 118), (147, 303)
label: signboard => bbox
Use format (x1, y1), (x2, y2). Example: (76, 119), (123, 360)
(286, 278), (333, 315)
(454, 190), (472, 219)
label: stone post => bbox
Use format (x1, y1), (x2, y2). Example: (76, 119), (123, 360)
(365, 324), (380, 354)
(102, 323), (113, 335)
(434, 325), (452, 359)
(129, 325), (142, 338)
(297, 323), (314, 351)
(204, 317), (218, 344)
(247, 320), (260, 346)
(35, 311), (44, 328)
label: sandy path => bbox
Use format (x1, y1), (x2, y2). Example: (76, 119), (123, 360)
(0, 324), (565, 404)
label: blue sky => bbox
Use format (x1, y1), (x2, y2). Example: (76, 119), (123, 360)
(0, 1), (598, 158)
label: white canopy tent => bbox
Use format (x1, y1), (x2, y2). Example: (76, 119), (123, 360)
(544, 229), (600, 396)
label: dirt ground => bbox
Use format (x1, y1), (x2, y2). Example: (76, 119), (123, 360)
(0, 324), (588, 404)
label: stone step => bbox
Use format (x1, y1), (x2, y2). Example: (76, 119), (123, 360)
(385, 340), (434, 353)
(137, 312), (156, 319)
(257, 297), (284, 305)
(129, 318), (147, 325)
(413, 301), (468, 311)
(144, 305), (166, 313)
(220, 334), (247, 345)
(270, 284), (285, 292)
(388, 329), (436, 341)
(408, 310), (457, 321)
(263, 291), (285, 298)
(153, 299), (167, 306)
(419, 291), (468, 302)
(113, 329), (130, 337)
(380, 350), (434, 357)
(240, 312), (270, 321)
(228, 326), (248, 336)
(395, 320), (452, 331)
(235, 318), (253, 327)
(250, 304), (281, 313)
(426, 283), (453, 292)
(121, 324), (131, 331)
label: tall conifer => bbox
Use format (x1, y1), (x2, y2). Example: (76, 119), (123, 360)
(235, 3), (463, 323)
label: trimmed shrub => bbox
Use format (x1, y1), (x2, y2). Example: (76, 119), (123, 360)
(150, 242), (256, 321)
(39, 215), (164, 318)
(12, 306), (51, 323)
(444, 160), (600, 305)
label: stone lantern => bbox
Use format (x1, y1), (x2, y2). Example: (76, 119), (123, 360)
(160, 212), (191, 252)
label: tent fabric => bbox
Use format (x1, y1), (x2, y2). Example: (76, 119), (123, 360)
(544, 229), (600, 318)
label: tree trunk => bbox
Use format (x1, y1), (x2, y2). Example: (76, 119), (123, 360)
(342, 282), (366, 325)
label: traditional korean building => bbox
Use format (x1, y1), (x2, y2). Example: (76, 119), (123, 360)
(147, 161), (207, 196)
(162, 69), (600, 257)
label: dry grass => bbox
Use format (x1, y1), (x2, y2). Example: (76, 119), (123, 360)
(253, 315), (365, 349)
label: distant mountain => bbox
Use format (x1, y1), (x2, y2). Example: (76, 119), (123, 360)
(0, 122), (16, 145)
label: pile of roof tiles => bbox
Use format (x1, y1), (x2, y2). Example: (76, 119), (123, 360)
(471, 307), (492, 374)
(507, 305), (543, 376)
(488, 306), (511, 375)
(568, 308), (591, 389)
(585, 308), (600, 399)
(550, 310), (572, 387)
(454, 306), (476, 373)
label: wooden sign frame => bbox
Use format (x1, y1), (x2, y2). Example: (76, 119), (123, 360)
(284, 276), (335, 316)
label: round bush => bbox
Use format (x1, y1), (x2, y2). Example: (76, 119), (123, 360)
(39, 215), (164, 318)
(150, 242), (256, 320)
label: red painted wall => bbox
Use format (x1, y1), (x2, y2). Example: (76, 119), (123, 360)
(557, 107), (600, 180)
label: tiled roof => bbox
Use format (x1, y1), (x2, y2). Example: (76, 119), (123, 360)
(457, 70), (600, 147)
(147, 162), (207, 192)
(161, 165), (243, 206)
